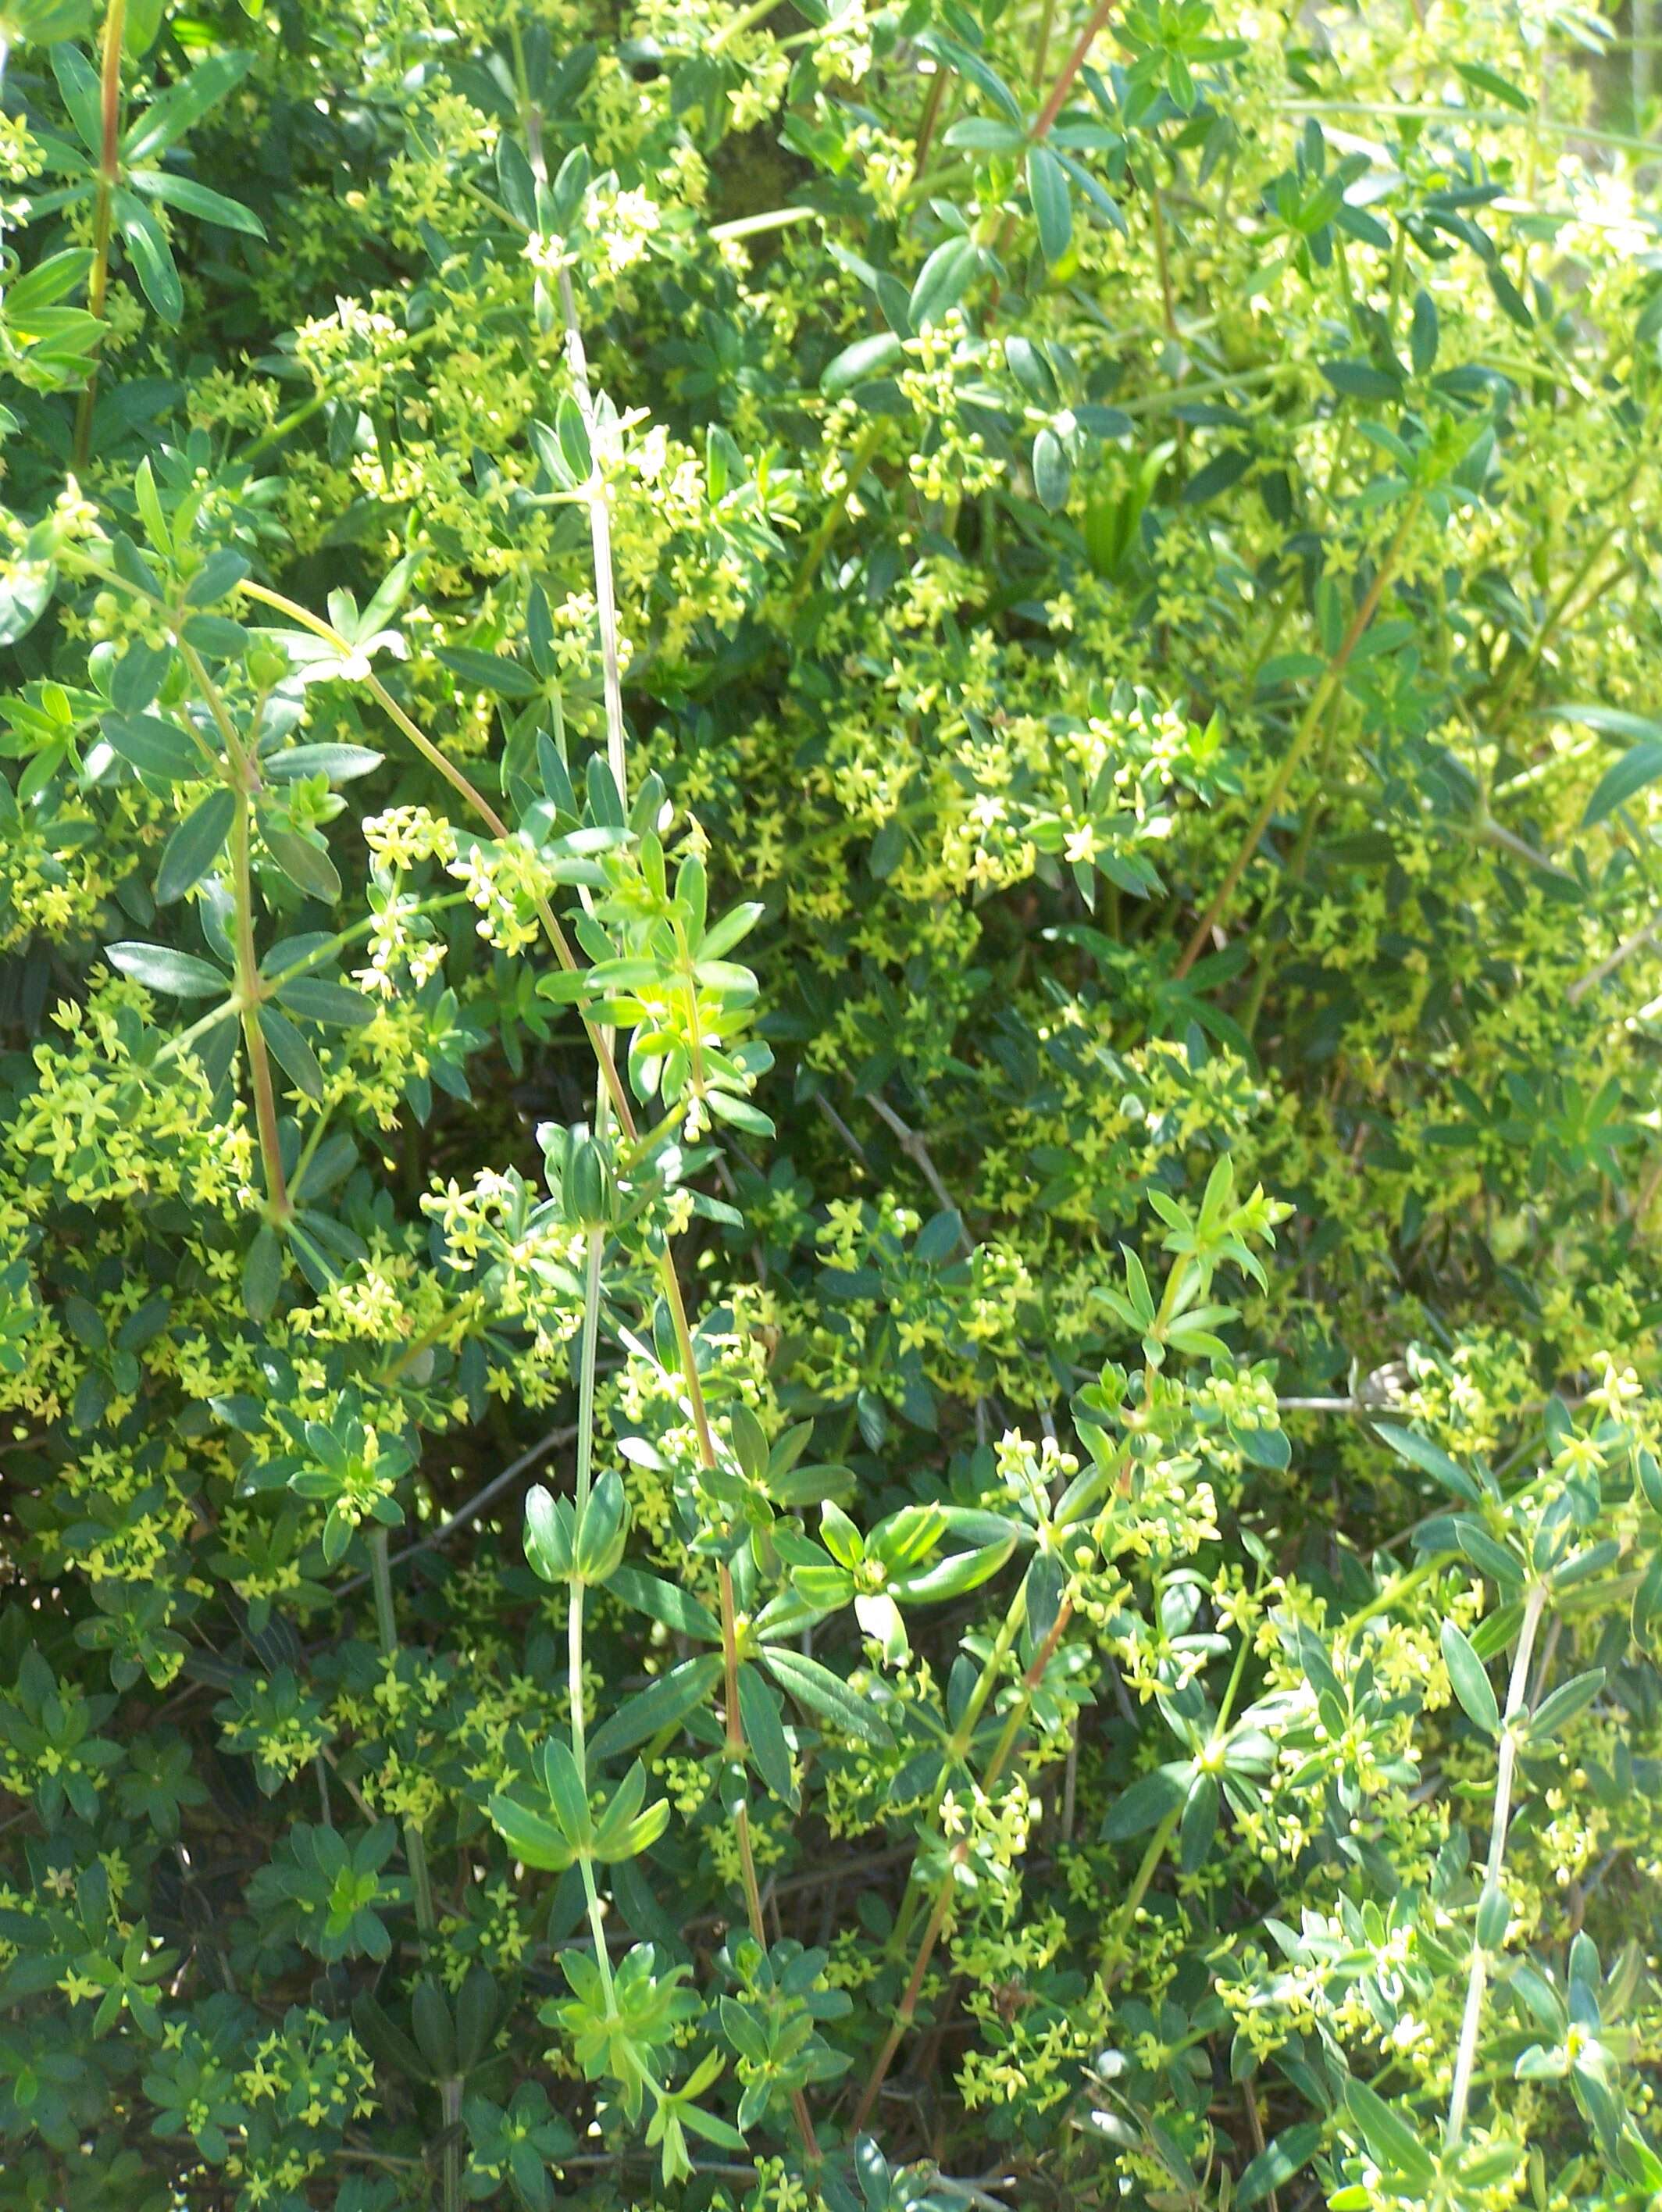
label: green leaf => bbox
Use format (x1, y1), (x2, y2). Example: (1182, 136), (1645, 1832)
(127, 170), (266, 237)
(1550, 703), (1662, 746)
(1526, 1668), (1604, 1743)
(760, 1647), (893, 1747)
(5, 248), (94, 316)
(1440, 1619), (1500, 1738)
(908, 234), (978, 330)
(273, 977), (376, 1026)
(1451, 1518), (1524, 1589)
(605, 1566), (721, 1643)
(155, 787), (236, 904)
(115, 194), (184, 324)
(1375, 1422), (1482, 1502)
(132, 455), (172, 555)
(102, 713), (203, 781)
(1319, 359), (1401, 401)
(1343, 2079), (1433, 2185)
(891, 1538), (1013, 1604)
(242, 1224), (284, 1322)
(263, 744), (383, 783)
(1033, 426), (1071, 512)
(184, 550), (251, 608)
(698, 901), (765, 960)
(822, 332), (906, 395)
(123, 51), (255, 163)
(263, 824), (342, 904)
(704, 1087), (775, 1138)
(257, 1004), (325, 1101)
(49, 43), (103, 155)
(556, 393), (591, 482)
(106, 940), (230, 997)
(496, 134), (538, 229)
(487, 1793), (575, 1872)
(1454, 59), (1532, 110)
(1236, 2121), (1321, 2208)
(736, 1663), (797, 1807)
(1179, 1769), (1219, 1873)
(1103, 1761), (1190, 1840)
(118, 0), (158, 47)
(587, 1654), (725, 1764)
(1409, 288), (1439, 375)
(1027, 145), (1072, 267)
(437, 647), (542, 698)
(1583, 742), (1662, 827)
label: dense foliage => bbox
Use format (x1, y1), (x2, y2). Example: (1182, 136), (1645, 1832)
(2, 0), (1662, 2204)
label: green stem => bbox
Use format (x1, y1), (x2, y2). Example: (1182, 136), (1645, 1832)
(1099, 1802), (1182, 1980)
(367, 1528), (440, 1941)
(72, 0), (129, 473)
(227, 791), (291, 1225)
(1444, 1582), (1546, 2147)
(1176, 492), (1421, 977)
(852, 1597), (1075, 2132)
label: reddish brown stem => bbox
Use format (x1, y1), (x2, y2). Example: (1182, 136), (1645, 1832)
(1033, 0), (1118, 142)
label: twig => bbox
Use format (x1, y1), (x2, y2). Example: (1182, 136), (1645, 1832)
(337, 1425), (576, 1595)
(867, 1093), (970, 1241)
(813, 1090), (872, 1170)
(1567, 909), (1662, 1004)
(1033, 0), (1120, 141)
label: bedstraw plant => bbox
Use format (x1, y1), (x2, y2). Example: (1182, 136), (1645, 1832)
(0, 0), (1660, 2208)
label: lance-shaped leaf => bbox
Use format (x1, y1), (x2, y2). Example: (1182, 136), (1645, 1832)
(760, 1647), (892, 1747)
(587, 1654), (724, 1764)
(1440, 1619), (1500, 1737)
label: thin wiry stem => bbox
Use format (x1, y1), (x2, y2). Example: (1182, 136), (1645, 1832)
(1444, 1582), (1546, 2148)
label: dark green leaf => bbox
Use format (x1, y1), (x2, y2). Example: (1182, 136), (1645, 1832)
(1237, 2121), (1321, 2208)
(123, 51), (255, 163)
(257, 1004), (325, 1101)
(1440, 1619), (1500, 1737)
(1102, 1763), (1191, 1840)
(263, 824), (342, 905)
(438, 647), (542, 699)
(1027, 145), (1072, 267)
(761, 1647), (893, 1747)
(606, 1565), (721, 1643)
(736, 1663), (797, 1807)
(128, 170), (266, 237)
(273, 977), (376, 1026)
(106, 940), (229, 997)
(115, 193), (184, 324)
(102, 713), (204, 781)
(1583, 742), (1662, 827)
(156, 787), (236, 904)
(587, 1654), (725, 1763)
(908, 234), (978, 330)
